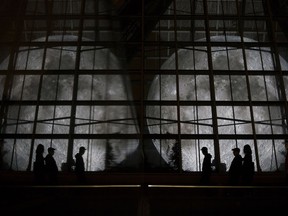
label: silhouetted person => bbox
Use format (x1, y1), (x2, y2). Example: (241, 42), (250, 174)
(45, 147), (58, 185)
(33, 144), (45, 185)
(228, 147), (243, 185)
(75, 146), (86, 184)
(200, 147), (212, 185)
(242, 144), (254, 185)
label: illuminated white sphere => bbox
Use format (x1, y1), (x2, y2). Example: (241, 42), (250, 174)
(0, 35), (139, 171)
(146, 36), (288, 171)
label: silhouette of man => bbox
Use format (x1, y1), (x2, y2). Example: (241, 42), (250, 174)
(200, 147), (212, 185)
(44, 147), (58, 185)
(33, 144), (45, 184)
(228, 147), (243, 185)
(75, 146), (86, 184)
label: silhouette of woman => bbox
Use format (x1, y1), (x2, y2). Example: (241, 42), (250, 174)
(242, 144), (254, 185)
(33, 144), (45, 184)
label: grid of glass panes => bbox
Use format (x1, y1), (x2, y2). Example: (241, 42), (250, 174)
(0, 0), (287, 172)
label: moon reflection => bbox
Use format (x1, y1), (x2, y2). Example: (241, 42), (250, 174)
(146, 36), (288, 171)
(0, 35), (139, 171)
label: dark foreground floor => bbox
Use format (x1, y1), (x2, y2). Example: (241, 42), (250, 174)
(0, 172), (287, 216)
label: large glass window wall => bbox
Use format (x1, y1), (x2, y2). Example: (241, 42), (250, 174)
(0, 0), (287, 173)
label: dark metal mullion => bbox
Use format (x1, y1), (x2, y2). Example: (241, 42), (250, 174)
(228, 75), (238, 141)
(103, 53), (110, 170)
(12, 43), (34, 171)
(49, 1), (70, 143)
(5, 40), (287, 49)
(238, 0), (246, 35)
(26, 17), (49, 171)
(2, 133), (288, 140)
(86, 0), (100, 169)
(15, 13), (275, 21)
(194, 58), (201, 171)
(66, 0), (86, 170)
(203, 0), (221, 172)
(87, 4), (99, 169)
(49, 50), (62, 142)
(190, 0), (201, 172)
(238, 0), (262, 172)
(251, 0), (274, 133)
(26, 0), (52, 171)
(140, 0), (145, 171)
(94, 0), (100, 42)
(8, 68), (288, 76)
(6, 99), (287, 106)
(44, 0), (53, 36)
(158, 17), (163, 167)
(172, 0), (182, 172)
(10, 73), (27, 170)
(220, 0), (238, 148)
(103, 6), (114, 141)
(189, 0), (196, 42)
(71, 116), (286, 128)
(194, 48), (200, 171)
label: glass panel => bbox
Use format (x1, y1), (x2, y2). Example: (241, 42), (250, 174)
(54, 106), (71, 134)
(41, 75), (57, 100)
(257, 140), (285, 172)
(245, 47), (275, 70)
(217, 106), (236, 135)
(234, 106), (252, 134)
(2, 139), (31, 171)
(180, 106), (213, 134)
(215, 75), (232, 101)
(231, 76), (248, 101)
(75, 105), (138, 134)
(249, 76), (267, 101)
(16, 47), (45, 70)
(80, 47), (121, 69)
(253, 106), (272, 134)
(45, 46), (76, 70)
(22, 75), (40, 100)
(253, 105), (283, 135)
(265, 76), (280, 101)
(41, 75), (73, 101)
(160, 47), (208, 70)
(11, 106), (36, 134)
(218, 106), (252, 134)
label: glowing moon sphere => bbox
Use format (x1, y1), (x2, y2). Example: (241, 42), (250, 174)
(146, 36), (288, 171)
(0, 35), (139, 171)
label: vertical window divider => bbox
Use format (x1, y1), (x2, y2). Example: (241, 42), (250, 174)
(203, 0), (221, 172)
(172, 0), (183, 172)
(67, 0), (86, 171)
